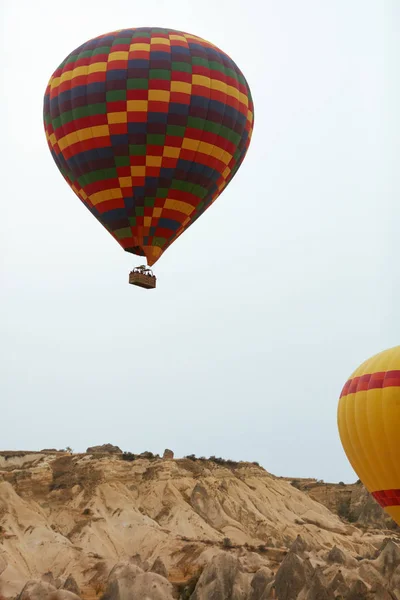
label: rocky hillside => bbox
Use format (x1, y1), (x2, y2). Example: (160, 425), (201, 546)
(283, 477), (399, 531)
(0, 448), (399, 599)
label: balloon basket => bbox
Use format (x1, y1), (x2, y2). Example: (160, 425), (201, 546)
(129, 266), (157, 289)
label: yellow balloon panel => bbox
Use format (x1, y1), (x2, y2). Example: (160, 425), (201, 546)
(387, 506), (400, 524)
(338, 346), (400, 525)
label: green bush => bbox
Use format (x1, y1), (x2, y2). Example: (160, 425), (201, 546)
(121, 452), (135, 462)
(185, 454), (197, 461)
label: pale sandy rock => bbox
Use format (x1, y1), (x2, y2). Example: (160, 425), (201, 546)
(377, 537), (396, 554)
(53, 591), (81, 600)
(289, 535), (308, 556)
(42, 572), (56, 586)
(328, 570), (349, 596)
(357, 539), (400, 592)
(239, 551), (268, 573)
(249, 567), (274, 600)
(130, 554), (143, 568)
(371, 584), (399, 600)
(358, 561), (386, 589)
(125, 572), (174, 599)
(108, 562), (143, 582)
(0, 453), (46, 471)
(102, 562), (173, 599)
(63, 575), (80, 596)
(300, 508), (349, 535)
(346, 578), (369, 599)
(327, 545), (347, 564)
(0, 556), (6, 576)
(149, 557), (168, 578)
(0, 453), (399, 597)
(392, 565), (400, 594)
(274, 551), (314, 600)
(190, 482), (230, 530)
(375, 540), (400, 578)
(0, 481), (88, 597)
(355, 488), (399, 531)
(302, 571), (335, 600)
(190, 552), (250, 600)
(101, 563), (142, 600)
(19, 580), (81, 599)
(292, 478), (398, 532)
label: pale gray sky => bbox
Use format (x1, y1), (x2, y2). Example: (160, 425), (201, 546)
(1, 0), (399, 482)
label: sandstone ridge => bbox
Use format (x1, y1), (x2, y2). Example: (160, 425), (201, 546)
(0, 449), (398, 599)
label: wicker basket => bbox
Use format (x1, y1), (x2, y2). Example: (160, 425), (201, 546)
(129, 271), (157, 289)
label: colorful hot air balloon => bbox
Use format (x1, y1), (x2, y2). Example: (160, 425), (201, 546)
(338, 346), (400, 526)
(43, 27), (254, 279)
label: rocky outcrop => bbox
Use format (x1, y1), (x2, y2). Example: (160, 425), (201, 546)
(328, 570), (349, 597)
(327, 545), (346, 564)
(372, 585), (399, 600)
(286, 478), (399, 531)
(289, 535), (308, 556)
(41, 573), (56, 587)
(62, 575), (80, 596)
(190, 553), (250, 600)
(0, 452), (399, 599)
(139, 451), (158, 459)
(362, 538), (400, 593)
(0, 557), (6, 577)
(249, 567), (274, 600)
(274, 552), (314, 600)
(100, 562), (174, 600)
(375, 539), (400, 577)
(346, 579), (369, 599)
(149, 557), (168, 578)
(86, 444), (122, 454)
(353, 488), (399, 531)
(18, 581), (80, 599)
(306, 571), (335, 600)
(163, 449), (174, 460)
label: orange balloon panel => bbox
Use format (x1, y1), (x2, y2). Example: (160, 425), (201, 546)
(337, 346), (400, 526)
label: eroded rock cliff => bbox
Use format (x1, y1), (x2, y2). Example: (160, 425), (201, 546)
(0, 451), (398, 599)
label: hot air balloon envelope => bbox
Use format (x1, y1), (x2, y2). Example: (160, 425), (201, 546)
(43, 27), (254, 267)
(338, 346), (400, 526)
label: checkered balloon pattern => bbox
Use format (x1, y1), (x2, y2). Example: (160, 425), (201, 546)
(43, 27), (254, 266)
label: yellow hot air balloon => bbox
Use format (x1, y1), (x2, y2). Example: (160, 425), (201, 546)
(338, 346), (400, 526)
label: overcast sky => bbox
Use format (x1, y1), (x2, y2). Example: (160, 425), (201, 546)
(1, 0), (399, 483)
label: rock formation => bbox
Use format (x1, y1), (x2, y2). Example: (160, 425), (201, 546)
(100, 562), (174, 600)
(287, 477), (399, 531)
(274, 551), (314, 600)
(0, 450), (399, 599)
(190, 552), (250, 600)
(19, 581), (80, 599)
(149, 557), (168, 578)
(63, 575), (80, 596)
(249, 567), (274, 600)
(86, 444), (122, 454)
(327, 545), (346, 564)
